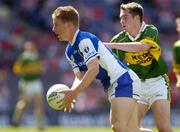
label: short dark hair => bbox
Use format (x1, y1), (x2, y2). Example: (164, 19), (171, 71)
(120, 2), (144, 22)
(52, 6), (79, 27)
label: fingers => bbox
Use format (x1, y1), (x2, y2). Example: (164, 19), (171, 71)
(64, 102), (75, 113)
(61, 90), (76, 112)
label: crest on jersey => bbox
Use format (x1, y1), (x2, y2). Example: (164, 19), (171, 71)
(84, 47), (89, 53)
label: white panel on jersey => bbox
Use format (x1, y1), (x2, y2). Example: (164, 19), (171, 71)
(79, 39), (99, 65)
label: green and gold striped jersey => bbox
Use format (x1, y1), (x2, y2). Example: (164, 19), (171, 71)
(110, 22), (168, 79)
(13, 51), (43, 81)
(173, 40), (180, 73)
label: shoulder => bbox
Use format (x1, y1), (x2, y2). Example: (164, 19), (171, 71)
(78, 31), (100, 46)
(111, 31), (126, 42)
(144, 24), (159, 35)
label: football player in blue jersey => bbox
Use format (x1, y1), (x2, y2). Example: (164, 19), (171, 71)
(52, 6), (141, 132)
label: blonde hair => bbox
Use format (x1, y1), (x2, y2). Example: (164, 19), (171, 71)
(52, 6), (79, 27)
(120, 2), (144, 22)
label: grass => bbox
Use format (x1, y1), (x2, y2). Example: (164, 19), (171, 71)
(0, 126), (179, 132)
(0, 126), (110, 132)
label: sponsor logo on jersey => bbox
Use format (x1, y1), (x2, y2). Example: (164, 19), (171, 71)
(125, 50), (154, 66)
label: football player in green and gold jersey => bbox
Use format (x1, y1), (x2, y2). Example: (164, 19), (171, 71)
(105, 2), (173, 132)
(12, 41), (45, 130)
(173, 17), (180, 89)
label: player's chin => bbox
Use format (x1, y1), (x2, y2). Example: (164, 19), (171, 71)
(57, 36), (62, 41)
(58, 37), (68, 43)
(59, 40), (69, 44)
(122, 28), (128, 32)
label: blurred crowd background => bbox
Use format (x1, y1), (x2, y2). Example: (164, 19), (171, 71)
(0, 0), (180, 127)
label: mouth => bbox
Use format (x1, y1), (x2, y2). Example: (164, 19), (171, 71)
(122, 25), (126, 28)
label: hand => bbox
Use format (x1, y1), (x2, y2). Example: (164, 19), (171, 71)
(62, 89), (77, 112)
(64, 99), (76, 112)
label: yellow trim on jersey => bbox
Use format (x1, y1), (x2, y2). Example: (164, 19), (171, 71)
(124, 38), (161, 66)
(13, 62), (42, 75)
(140, 38), (161, 60)
(173, 61), (180, 72)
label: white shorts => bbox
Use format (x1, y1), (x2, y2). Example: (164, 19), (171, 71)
(19, 79), (43, 97)
(108, 70), (141, 102)
(137, 75), (170, 108)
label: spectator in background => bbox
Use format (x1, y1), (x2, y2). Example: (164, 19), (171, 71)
(12, 41), (45, 130)
(173, 17), (180, 89)
(0, 69), (10, 112)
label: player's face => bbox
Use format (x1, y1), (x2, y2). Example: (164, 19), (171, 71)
(119, 9), (136, 33)
(52, 16), (69, 41)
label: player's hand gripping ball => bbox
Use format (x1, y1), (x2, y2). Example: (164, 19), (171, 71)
(46, 84), (69, 110)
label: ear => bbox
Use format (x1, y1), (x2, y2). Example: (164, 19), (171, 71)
(134, 15), (140, 22)
(65, 22), (72, 27)
(66, 22), (76, 30)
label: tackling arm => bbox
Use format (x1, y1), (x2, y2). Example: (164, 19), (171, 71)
(104, 42), (151, 52)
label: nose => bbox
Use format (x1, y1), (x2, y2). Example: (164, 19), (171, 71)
(120, 19), (122, 24)
(120, 18), (123, 25)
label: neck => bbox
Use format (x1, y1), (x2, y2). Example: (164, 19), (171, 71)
(68, 28), (77, 43)
(129, 22), (142, 37)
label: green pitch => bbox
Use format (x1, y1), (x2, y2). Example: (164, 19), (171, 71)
(0, 126), (179, 132)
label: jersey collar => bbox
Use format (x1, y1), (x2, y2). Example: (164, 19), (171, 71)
(71, 29), (80, 45)
(127, 21), (146, 41)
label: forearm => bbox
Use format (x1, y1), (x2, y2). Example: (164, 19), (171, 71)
(71, 71), (85, 89)
(104, 42), (151, 52)
(74, 67), (98, 95)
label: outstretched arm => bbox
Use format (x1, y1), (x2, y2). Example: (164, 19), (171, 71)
(104, 42), (151, 52)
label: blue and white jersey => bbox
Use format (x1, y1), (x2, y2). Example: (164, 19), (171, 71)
(65, 29), (131, 91)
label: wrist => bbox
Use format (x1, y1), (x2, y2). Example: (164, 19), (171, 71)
(73, 86), (80, 97)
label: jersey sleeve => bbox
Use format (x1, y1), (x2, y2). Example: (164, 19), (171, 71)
(141, 26), (161, 60)
(79, 38), (99, 65)
(65, 52), (80, 73)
